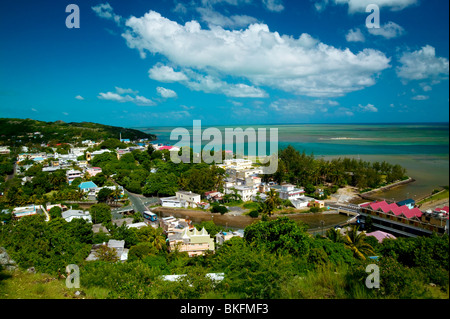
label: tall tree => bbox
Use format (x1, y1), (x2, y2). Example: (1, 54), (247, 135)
(264, 189), (281, 216)
(343, 225), (375, 260)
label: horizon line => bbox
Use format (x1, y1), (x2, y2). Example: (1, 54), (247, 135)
(1, 116), (448, 130)
(131, 121), (450, 129)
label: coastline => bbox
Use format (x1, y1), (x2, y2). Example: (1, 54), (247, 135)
(145, 123), (448, 202)
(358, 177), (416, 201)
(321, 154), (449, 201)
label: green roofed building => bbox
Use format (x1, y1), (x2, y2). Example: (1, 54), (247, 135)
(167, 227), (215, 257)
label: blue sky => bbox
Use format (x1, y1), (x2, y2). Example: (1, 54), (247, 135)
(0, 0), (448, 127)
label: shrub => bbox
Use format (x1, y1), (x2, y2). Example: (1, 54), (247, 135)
(48, 206), (62, 219)
(210, 203), (228, 215)
(248, 210), (259, 218)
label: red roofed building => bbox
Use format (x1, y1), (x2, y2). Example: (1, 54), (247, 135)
(435, 206), (449, 215)
(358, 200), (447, 237)
(390, 205), (410, 217)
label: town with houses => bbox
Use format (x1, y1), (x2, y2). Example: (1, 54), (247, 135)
(0, 133), (448, 266)
(1, 136), (331, 260)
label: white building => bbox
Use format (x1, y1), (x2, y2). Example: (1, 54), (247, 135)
(55, 153), (78, 162)
(66, 169), (82, 183)
(237, 168), (264, 179)
(221, 159), (253, 169)
(160, 197), (185, 208)
(126, 222), (148, 229)
(159, 216), (194, 236)
(13, 205), (43, 219)
(108, 239), (128, 261)
(62, 209), (92, 223)
(0, 146), (10, 155)
(85, 149), (112, 161)
(70, 147), (87, 157)
(215, 230), (244, 245)
(291, 197), (313, 209)
(160, 191), (202, 208)
(224, 185), (254, 202)
(85, 239), (128, 262)
(273, 184), (305, 201)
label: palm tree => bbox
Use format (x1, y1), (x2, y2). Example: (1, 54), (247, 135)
(264, 189), (281, 216)
(111, 186), (122, 207)
(151, 235), (166, 251)
(326, 227), (344, 243)
(343, 225), (375, 260)
(258, 201), (271, 216)
(230, 188), (242, 202)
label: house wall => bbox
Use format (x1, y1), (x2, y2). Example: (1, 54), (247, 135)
(177, 192), (201, 203)
(161, 199), (184, 208)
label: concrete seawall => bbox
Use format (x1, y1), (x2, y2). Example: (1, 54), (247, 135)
(358, 177), (416, 201)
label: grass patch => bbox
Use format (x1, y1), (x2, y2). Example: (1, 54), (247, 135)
(0, 269), (74, 299)
(242, 202), (260, 211)
(0, 268), (112, 299)
(418, 189), (449, 205)
(280, 264), (373, 299)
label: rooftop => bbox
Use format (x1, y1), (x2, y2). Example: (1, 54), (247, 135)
(366, 230), (397, 243)
(361, 201), (423, 219)
(397, 199), (415, 206)
(78, 181), (98, 189)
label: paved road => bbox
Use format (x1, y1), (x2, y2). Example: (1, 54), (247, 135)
(124, 189), (148, 214)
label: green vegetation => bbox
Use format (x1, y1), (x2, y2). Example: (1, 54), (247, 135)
(0, 269), (82, 299)
(1, 215), (447, 299)
(417, 187), (449, 205)
(0, 118), (156, 146)
(0, 119), (442, 300)
(0, 166), (86, 207)
(267, 145), (408, 191)
(210, 203), (229, 215)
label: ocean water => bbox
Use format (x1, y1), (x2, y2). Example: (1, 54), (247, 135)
(137, 123), (449, 199)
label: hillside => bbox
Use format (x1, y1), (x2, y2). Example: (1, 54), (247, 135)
(0, 118), (156, 146)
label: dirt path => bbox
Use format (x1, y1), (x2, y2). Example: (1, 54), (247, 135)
(419, 198), (449, 211)
(328, 186), (361, 204)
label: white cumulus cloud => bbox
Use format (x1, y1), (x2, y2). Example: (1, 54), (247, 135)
(358, 103), (378, 112)
(98, 87), (155, 106)
(149, 65), (189, 82)
(262, 0), (284, 12)
(396, 45), (449, 82)
(368, 21), (405, 39)
(411, 95), (429, 101)
(197, 7), (259, 28)
(157, 87), (178, 98)
(92, 3), (122, 24)
(346, 28), (365, 42)
(122, 10), (390, 98)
